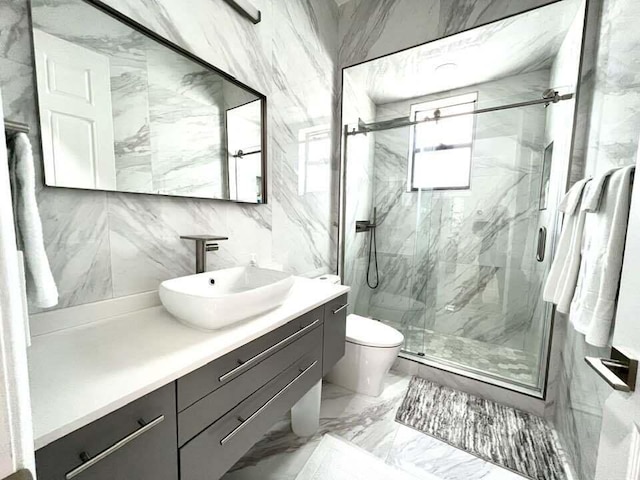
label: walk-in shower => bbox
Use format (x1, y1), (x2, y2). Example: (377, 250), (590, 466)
(339, 0), (587, 396)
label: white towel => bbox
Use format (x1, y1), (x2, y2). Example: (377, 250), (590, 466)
(569, 165), (635, 347)
(0, 97), (36, 473)
(9, 133), (58, 308)
(543, 177), (591, 312)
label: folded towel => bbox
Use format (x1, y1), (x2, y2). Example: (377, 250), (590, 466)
(9, 133), (58, 308)
(569, 165), (635, 347)
(581, 167), (620, 212)
(543, 177), (591, 312)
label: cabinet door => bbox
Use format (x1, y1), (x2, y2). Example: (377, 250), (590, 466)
(322, 294), (348, 375)
(35, 383), (177, 480)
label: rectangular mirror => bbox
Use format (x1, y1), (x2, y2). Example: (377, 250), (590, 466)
(30, 0), (267, 203)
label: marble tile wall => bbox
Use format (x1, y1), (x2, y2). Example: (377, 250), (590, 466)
(552, 0), (640, 479)
(341, 71), (376, 316)
(338, 0), (555, 69)
(1, 0), (339, 312)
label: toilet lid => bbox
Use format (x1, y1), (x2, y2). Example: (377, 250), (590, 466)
(346, 314), (404, 348)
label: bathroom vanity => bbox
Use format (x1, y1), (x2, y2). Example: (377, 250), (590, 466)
(28, 279), (348, 480)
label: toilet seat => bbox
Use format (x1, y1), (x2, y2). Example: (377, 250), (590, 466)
(346, 314), (404, 348)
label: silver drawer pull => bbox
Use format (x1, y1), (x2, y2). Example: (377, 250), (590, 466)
(220, 360), (318, 446)
(332, 303), (349, 314)
(219, 319), (321, 383)
(65, 415), (165, 479)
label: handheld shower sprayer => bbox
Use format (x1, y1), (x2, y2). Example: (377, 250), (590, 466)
(366, 208), (379, 289)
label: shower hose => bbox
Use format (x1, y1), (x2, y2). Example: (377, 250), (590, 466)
(366, 224), (379, 289)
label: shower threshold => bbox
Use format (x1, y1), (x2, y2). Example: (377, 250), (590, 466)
(398, 329), (544, 398)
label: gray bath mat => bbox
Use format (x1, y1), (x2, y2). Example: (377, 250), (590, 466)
(295, 434), (435, 480)
(395, 377), (566, 480)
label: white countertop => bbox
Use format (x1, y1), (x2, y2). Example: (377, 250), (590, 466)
(28, 277), (349, 449)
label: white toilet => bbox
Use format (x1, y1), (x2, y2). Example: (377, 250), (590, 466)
(326, 313), (404, 397)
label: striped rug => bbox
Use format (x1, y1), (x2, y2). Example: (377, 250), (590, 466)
(395, 377), (567, 480)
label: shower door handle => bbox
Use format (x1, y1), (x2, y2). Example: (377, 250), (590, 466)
(536, 227), (547, 262)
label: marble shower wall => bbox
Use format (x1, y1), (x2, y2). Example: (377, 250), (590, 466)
(338, 0), (555, 68)
(364, 70), (549, 355)
(1, 0), (338, 311)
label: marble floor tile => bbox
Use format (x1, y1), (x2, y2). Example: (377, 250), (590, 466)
(224, 372), (529, 480)
(387, 425), (525, 480)
(295, 434), (429, 480)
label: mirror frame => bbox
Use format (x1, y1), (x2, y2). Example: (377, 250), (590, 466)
(29, 0), (268, 204)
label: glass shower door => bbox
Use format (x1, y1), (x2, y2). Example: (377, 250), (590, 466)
(409, 102), (551, 390)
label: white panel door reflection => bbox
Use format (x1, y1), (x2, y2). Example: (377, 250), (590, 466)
(33, 29), (116, 190)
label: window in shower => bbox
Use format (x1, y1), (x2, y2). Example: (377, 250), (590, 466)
(408, 92), (477, 190)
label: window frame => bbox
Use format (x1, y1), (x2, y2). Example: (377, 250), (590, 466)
(297, 124), (331, 195)
(407, 92), (478, 192)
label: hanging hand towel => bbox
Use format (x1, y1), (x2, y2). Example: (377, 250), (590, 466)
(569, 165), (635, 347)
(543, 177), (591, 312)
(9, 133), (58, 308)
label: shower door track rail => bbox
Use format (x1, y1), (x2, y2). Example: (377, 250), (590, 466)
(346, 91), (574, 136)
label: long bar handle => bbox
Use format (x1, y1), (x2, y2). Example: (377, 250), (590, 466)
(332, 303), (349, 315)
(536, 227), (547, 262)
(219, 319), (321, 383)
(65, 415), (165, 479)
(220, 361), (318, 446)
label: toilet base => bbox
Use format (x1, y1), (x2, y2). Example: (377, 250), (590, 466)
(325, 341), (401, 397)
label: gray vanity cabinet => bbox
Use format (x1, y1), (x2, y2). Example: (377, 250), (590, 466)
(35, 295), (347, 480)
(35, 383), (177, 480)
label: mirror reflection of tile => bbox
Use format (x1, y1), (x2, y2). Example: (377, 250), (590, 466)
(30, 0), (265, 203)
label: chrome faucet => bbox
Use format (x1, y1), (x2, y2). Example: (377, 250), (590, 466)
(180, 235), (228, 274)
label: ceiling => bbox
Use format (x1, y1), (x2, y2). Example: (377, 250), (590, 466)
(345, 0), (583, 105)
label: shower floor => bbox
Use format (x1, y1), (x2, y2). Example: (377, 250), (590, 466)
(402, 327), (539, 387)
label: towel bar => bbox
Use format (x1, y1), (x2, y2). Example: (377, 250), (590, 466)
(585, 347), (637, 392)
(4, 119), (30, 134)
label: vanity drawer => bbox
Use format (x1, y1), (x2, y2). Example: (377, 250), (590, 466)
(177, 306), (323, 411)
(178, 321), (322, 445)
(180, 346), (322, 480)
(322, 294), (348, 375)
(35, 383), (177, 480)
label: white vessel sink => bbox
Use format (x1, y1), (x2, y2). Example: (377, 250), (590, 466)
(159, 266), (295, 330)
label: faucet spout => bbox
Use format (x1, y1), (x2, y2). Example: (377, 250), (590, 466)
(180, 235), (229, 273)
